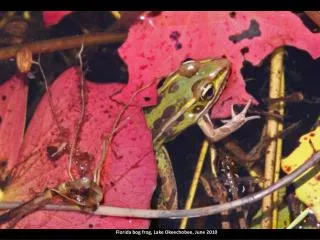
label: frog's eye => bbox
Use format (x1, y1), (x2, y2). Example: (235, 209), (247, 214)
(178, 61), (201, 78)
(200, 83), (215, 101)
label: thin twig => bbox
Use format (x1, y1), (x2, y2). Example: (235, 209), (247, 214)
(1, 149), (319, 219)
(32, 57), (64, 136)
(0, 32), (127, 61)
(67, 42), (86, 181)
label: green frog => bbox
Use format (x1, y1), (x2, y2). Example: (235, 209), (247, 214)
(144, 58), (259, 210)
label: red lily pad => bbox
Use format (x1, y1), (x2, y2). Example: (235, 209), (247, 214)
(0, 75), (28, 170)
(42, 11), (73, 28)
(1, 68), (156, 229)
(116, 11), (320, 118)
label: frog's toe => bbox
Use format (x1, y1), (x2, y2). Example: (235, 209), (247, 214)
(231, 104), (236, 118)
(221, 99), (259, 124)
(241, 99), (252, 115)
(244, 115), (261, 122)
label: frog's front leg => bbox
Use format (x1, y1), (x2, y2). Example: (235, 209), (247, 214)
(197, 100), (260, 142)
(155, 146), (178, 210)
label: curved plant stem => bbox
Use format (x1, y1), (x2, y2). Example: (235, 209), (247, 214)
(0, 32), (127, 61)
(1, 149), (319, 219)
(179, 139), (209, 229)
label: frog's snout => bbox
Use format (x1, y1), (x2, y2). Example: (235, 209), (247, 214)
(215, 58), (231, 71)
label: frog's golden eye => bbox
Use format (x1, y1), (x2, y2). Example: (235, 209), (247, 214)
(178, 61), (201, 78)
(200, 83), (215, 101)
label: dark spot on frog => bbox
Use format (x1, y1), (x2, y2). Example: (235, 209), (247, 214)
(162, 105), (176, 119)
(169, 31), (181, 41)
(104, 109), (109, 114)
(157, 94), (163, 104)
(88, 224), (93, 228)
(192, 105), (204, 114)
(175, 42), (182, 50)
(229, 19), (261, 44)
(229, 11), (236, 18)
(0, 116), (2, 125)
(1, 95), (6, 101)
(176, 114), (184, 122)
(152, 118), (164, 134)
(144, 96), (151, 102)
(241, 47), (249, 55)
(162, 129), (176, 142)
(168, 82), (179, 93)
(110, 181), (115, 187)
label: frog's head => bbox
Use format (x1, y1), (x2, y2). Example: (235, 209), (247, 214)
(178, 58), (231, 117)
(145, 57), (231, 145)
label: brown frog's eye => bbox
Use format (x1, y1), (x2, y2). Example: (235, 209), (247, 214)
(178, 60), (201, 78)
(200, 83), (215, 101)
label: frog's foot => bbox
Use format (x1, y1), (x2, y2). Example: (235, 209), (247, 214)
(221, 99), (260, 125)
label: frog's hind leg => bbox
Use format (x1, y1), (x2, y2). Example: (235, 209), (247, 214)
(155, 146), (178, 210)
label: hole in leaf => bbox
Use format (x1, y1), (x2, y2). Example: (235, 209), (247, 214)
(144, 96), (151, 102)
